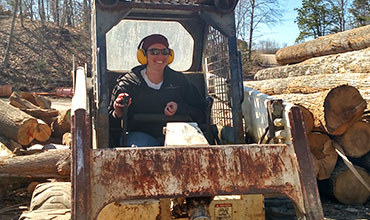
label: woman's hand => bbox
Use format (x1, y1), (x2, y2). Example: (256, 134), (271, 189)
(113, 93), (131, 118)
(164, 101), (178, 116)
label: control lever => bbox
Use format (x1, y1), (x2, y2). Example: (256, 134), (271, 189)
(119, 95), (130, 146)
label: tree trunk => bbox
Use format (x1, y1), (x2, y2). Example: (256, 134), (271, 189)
(0, 135), (22, 153)
(244, 73), (370, 96)
(3, 0), (19, 67)
(274, 86), (367, 135)
(0, 100), (51, 146)
(333, 121), (370, 158)
(0, 149), (70, 179)
(255, 48), (370, 80)
(308, 132), (338, 180)
(275, 24), (370, 65)
(326, 160), (370, 205)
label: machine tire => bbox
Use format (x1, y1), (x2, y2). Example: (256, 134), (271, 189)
(19, 182), (71, 220)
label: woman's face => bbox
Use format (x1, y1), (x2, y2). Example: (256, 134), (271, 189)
(146, 43), (169, 72)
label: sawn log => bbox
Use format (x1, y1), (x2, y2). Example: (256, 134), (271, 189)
(9, 92), (59, 125)
(255, 48), (370, 80)
(333, 121), (370, 158)
(275, 24), (370, 65)
(308, 132), (337, 180)
(244, 73), (370, 96)
(322, 159), (370, 205)
(0, 149), (70, 179)
(274, 85), (367, 135)
(0, 99), (51, 145)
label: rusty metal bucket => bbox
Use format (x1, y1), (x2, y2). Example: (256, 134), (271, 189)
(0, 85), (12, 97)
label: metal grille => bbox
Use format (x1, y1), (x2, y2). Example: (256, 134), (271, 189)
(123, 0), (202, 5)
(205, 26), (232, 127)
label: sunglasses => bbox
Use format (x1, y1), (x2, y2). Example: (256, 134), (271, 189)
(147, 48), (171, 56)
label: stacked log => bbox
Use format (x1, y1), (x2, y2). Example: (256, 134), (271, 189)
(248, 25), (370, 205)
(1, 92), (71, 146)
(0, 93), (72, 197)
(275, 24), (370, 65)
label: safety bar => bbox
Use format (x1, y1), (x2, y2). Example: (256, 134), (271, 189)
(71, 66), (92, 219)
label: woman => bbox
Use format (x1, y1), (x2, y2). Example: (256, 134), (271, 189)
(109, 34), (206, 147)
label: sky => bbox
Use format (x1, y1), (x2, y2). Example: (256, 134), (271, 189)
(257, 0), (302, 47)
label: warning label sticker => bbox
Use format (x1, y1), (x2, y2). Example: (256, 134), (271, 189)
(214, 203), (233, 220)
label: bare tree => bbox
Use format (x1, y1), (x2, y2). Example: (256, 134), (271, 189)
(327, 0), (351, 32)
(38, 0), (46, 25)
(82, 0), (90, 31)
(235, 0), (283, 60)
(3, 0), (19, 67)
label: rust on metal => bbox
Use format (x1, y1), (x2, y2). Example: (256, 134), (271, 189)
(89, 144), (305, 219)
(97, 0), (217, 12)
(72, 109), (92, 220)
(0, 84), (12, 97)
(288, 106), (324, 220)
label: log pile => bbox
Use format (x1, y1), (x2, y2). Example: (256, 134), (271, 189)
(246, 25), (370, 205)
(0, 92), (72, 196)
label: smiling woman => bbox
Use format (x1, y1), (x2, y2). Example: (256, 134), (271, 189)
(106, 20), (194, 72)
(108, 33), (207, 147)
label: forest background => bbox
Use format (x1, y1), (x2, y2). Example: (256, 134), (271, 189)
(0, 0), (370, 92)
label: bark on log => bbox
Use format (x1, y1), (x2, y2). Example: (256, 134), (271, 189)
(62, 132), (72, 147)
(255, 48), (370, 80)
(360, 90), (370, 110)
(333, 121), (370, 158)
(326, 160), (370, 205)
(275, 25), (370, 65)
(311, 152), (320, 178)
(297, 105), (314, 133)
(0, 149), (70, 179)
(308, 132), (338, 180)
(0, 135), (22, 152)
(9, 92), (59, 125)
(51, 109), (71, 138)
(19, 92), (51, 109)
(244, 73), (370, 96)
(0, 99), (39, 145)
(274, 85), (367, 135)
(0, 142), (14, 158)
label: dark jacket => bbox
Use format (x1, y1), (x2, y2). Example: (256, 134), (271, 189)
(109, 65), (206, 142)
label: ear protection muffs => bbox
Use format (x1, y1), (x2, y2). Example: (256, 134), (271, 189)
(136, 37), (175, 65)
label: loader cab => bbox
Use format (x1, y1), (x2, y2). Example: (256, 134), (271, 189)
(90, 0), (244, 148)
(70, 1), (324, 219)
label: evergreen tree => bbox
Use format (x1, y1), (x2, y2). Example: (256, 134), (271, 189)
(295, 0), (339, 42)
(349, 0), (370, 27)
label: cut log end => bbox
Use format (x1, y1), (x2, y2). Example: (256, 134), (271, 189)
(308, 132), (338, 180)
(34, 120), (52, 142)
(335, 121), (370, 158)
(324, 85), (367, 135)
(17, 118), (38, 146)
(333, 166), (370, 204)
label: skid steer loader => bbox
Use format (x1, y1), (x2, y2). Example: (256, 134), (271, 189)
(21, 0), (324, 219)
